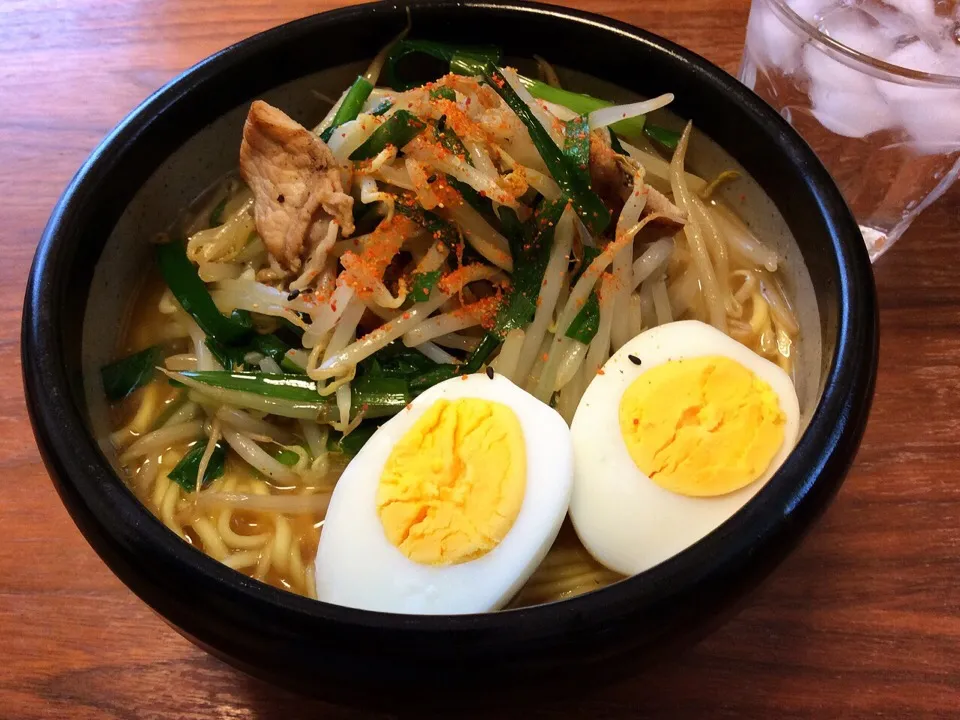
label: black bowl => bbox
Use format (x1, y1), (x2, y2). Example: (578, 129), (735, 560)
(22, 0), (877, 707)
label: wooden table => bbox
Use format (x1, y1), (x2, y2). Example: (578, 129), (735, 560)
(2, 0), (958, 717)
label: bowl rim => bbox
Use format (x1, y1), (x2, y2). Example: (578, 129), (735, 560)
(23, 0), (877, 640)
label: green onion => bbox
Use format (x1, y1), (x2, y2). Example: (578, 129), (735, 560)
(349, 109), (426, 161)
(164, 371), (410, 421)
(350, 375), (411, 412)
(409, 269), (442, 303)
(176, 372), (332, 402)
(492, 199), (566, 337)
(205, 337), (248, 372)
(320, 75), (375, 143)
(272, 447), (303, 467)
(384, 40), (501, 90)
(484, 64), (610, 235)
(406, 201), (567, 395)
(565, 293), (600, 343)
(156, 240), (252, 346)
(279, 318), (305, 339)
(643, 123), (682, 151)
(408, 365), (457, 393)
(563, 115), (591, 175)
(251, 333), (291, 366)
(565, 246), (601, 343)
(395, 196), (460, 249)
(447, 177), (492, 218)
(608, 129), (628, 156)
(436, 119), (472, 165)
(430, 86), (457, 101)
(168, 440), (227, 491)
(361, 341), (439, 380)
(407, 335), (498, 393)
(280, 354), (306, 374)
(101, 345), (163, 402)
(370, 100), (393, 117)
(328, 422), (381, 457)
(208, 332), (302, 373)
(208, 197), (228, 228)
(518, 76), (648, 138)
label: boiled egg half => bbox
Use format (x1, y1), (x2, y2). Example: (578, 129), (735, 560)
(315, 373), (573, 614)
(569, 320), (800, 576)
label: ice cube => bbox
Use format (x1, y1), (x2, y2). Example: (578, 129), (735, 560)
(882, 40), (949, 74)
(746, 1), (805, 73)
(786, 0), (838, 22)
(855, 0), (945, 46)
(809, 81), (895, 136)
(874, 43), (960, 153)
(880, 0), (935, 21)
(803, 32), (896, 136)
(817, 5), (897, 58)
(804, 42), (877, 93)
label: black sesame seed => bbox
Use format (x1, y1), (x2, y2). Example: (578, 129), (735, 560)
(297, 311), (312, 325)
(628, 354), (642, 366)
(277, 194), (285, 204)
(286, 288), (301, 301)
(427, 174), (438, 184)
(486, 366), (494, 379)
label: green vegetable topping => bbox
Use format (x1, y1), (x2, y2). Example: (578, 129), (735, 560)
(565, 246), (602, 343)
(350, 109), (426, 161)
(370, 99), (394, 117)
(328, 422), (382, 457)
(409, 269), (442, 303)
(208, 197), (228, 228)
(643, 123), (682, 151)
(384, 40), (501, 90)
(492, 199), (566, 337)
(320, 75), (375, 142)
(518, 76), (648, 138)
(167, 371), (411, 421)
(430, 86), (457, 101)
(483, 64), (610, 235)
(565, 292), (600, 343)
(101, 345), (163, 402)
(563, 114), (591, 175)
(168, 440), (227, 491)
(156, 240), (252, 346)
(272, 447), (303, 467)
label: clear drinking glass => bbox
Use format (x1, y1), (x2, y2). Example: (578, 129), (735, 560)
(739, 0), (960, 260)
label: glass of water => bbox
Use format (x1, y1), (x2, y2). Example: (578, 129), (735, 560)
(739, 0), (960, 260)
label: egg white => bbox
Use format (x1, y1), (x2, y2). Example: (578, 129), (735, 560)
(314, 373), (573, 615)
(569, 320), (801, 577)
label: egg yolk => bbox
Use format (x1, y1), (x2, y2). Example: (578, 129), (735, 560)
(618, 355), (786, 497)
(376, 398), (526, 566)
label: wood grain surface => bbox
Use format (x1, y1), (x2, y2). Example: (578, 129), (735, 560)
(2, 0), (958, 717)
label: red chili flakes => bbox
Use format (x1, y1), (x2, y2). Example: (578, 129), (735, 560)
(541, 353), (549, 362)
(597, 368), (606, 375)
(402, 312), (412, 320)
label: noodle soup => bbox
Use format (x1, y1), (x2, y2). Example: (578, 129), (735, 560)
(87, 39), (820, 614)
